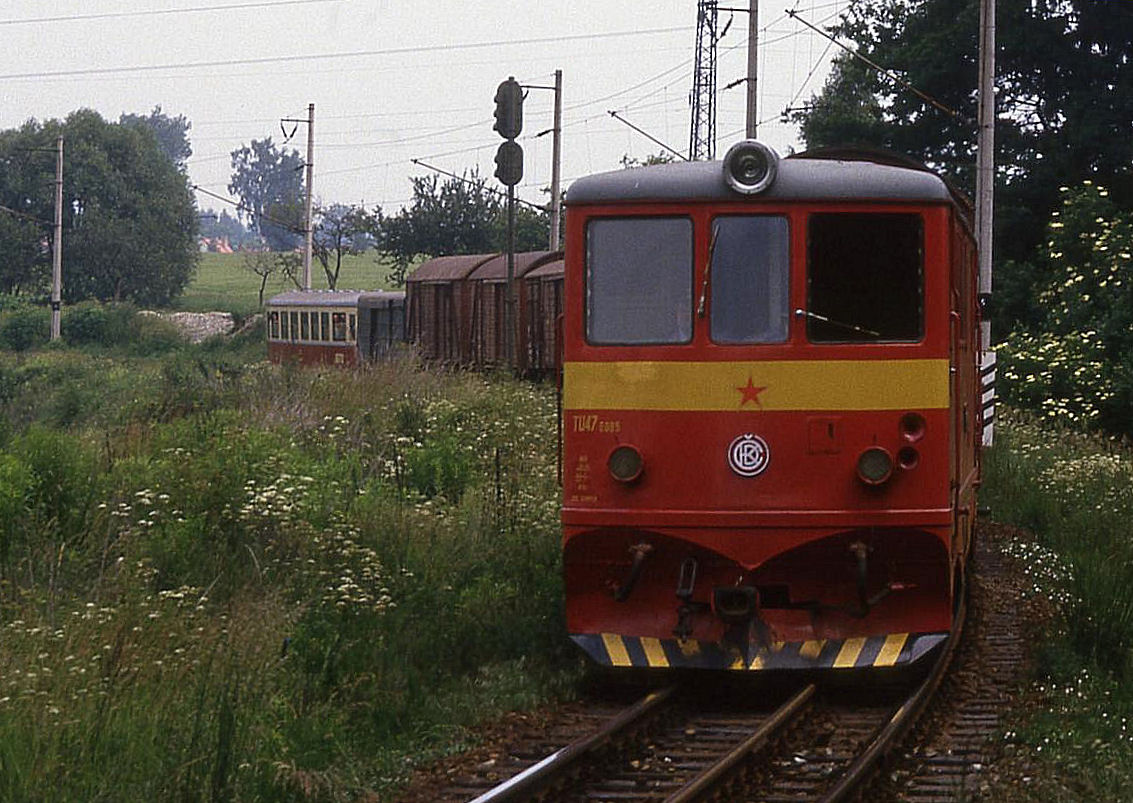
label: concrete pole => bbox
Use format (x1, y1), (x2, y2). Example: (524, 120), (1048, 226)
(975, 0), (995, 324)
(302, 103), (315, 290)
(50, 135), (63, 341)
(746, 0), (758, 139)
(549, 68), (563, 251)
(976, 0), (996, 446)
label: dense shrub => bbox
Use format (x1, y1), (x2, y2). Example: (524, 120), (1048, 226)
(7, 424), (98, 543)
(0, 451), (32, 568)
(61, 301), (138, 346)
(1000, 183), (1133, 436)
(126, 313), (183, 356)
(0, 304), (49, 351)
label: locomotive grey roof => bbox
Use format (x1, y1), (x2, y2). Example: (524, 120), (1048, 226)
(564, 154), (956, 206)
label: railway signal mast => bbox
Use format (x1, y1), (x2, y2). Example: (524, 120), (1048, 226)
(493, 77), (524, 366)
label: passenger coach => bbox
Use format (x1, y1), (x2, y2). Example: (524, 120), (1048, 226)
(561, 142), (981, 672)
(266, 289), (406, 366)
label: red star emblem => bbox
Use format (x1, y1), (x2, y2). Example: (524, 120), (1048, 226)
(737, 376), (766, 407)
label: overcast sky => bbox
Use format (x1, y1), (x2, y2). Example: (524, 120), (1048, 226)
(0, 0), (846, 215)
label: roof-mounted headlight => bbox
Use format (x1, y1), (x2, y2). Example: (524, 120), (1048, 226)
(723, 140), (779, 195)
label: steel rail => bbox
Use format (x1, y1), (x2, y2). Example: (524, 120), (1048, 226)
(663, 682), (817, 803)
(468, 684), (677, 803)
(819, 591), (969, 803)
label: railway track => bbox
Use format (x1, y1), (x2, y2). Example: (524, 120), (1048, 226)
(398, 527), (1026, 803)
(448, 596), (964, 803)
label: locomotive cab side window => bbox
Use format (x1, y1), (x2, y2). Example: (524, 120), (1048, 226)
(709, 215), (790, 344)
(586, 217), (693, 345)
(806, 213), (924, 342)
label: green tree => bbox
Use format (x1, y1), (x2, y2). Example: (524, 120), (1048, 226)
(119, 105), (192, 168)
(313, 203), (377, 290)
(0, 212), (46, 295)
(379, 170), (550, 285)
(242, 250), (300, 308)
(228, 138), (304, 251)
(0, 109), (198, 305)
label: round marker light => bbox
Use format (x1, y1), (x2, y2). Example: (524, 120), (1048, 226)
(856, 447), (894, 486)
(608, 445), (644, 484)
(723, 140), (779, 195)
(898, 447), (920, 470)
(900, 412), (927, 442)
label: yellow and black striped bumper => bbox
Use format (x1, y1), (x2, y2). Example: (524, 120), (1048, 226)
(571, 632), (948, 671)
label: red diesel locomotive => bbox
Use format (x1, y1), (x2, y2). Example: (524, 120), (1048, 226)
(561, 142), (981, 672)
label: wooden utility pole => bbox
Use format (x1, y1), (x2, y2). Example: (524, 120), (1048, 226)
(303, 103), (315, 290)
(746, 0), (758, 138)
(549, 69), (563, 250)
(50, 135), (63, 341)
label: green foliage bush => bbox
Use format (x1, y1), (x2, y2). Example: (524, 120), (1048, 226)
(1000, 183), (1133, 436)
(0, 304), (48, 351)
(61, 301), (138, 346)
(404, 432), (473, 501)
(7, 424), (97, 543)
(0, 452), (32, 567)
(126, 313), (184, 357)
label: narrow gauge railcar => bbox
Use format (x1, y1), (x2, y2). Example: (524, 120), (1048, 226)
(266, 289), (406, 366)
(561, 142), (981, 672)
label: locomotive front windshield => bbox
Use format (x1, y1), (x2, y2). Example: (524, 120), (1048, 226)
(709, 215), (790, 343)
(586, 217), (693, 344)
(807, 213), (924, 342)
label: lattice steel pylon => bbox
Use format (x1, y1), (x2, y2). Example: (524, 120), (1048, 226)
(690, 0), (719, 160)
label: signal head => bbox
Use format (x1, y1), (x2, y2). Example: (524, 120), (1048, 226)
(494, 140), (523, 186)
(492, 77), (524, 140)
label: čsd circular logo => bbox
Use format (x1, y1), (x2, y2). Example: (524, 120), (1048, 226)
(728, 433), (770, 477)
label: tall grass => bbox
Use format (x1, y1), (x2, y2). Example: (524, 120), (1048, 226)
(982, 410), (1133, 797)
(0, 342), (576, 801)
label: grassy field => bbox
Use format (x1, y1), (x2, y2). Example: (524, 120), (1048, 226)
(5, 293), (1133, 799)
(981, 411), (1133, 799)
(175, 252), (397, 317)
(0, 324), (577, 801)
